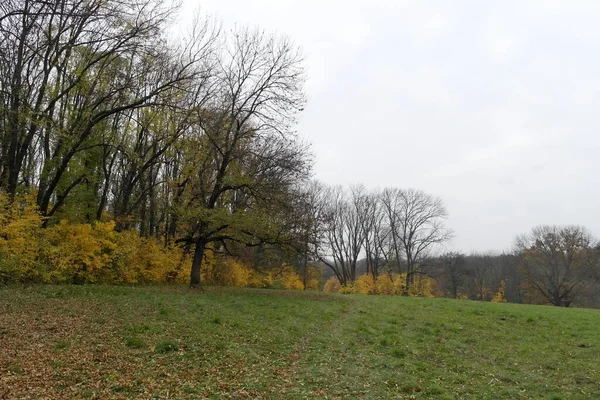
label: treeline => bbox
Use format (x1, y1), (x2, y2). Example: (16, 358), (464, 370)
(302, 185), (600, 307)
(0, 0), (313, 286)
(2, 1), (600, 308)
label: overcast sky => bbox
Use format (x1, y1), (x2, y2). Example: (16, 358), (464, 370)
(181, 0), (600, 254)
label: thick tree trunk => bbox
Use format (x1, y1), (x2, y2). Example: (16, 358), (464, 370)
(190, 238), (206, 288)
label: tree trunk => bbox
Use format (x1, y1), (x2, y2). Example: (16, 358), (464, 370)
(190, 238), (206, 288)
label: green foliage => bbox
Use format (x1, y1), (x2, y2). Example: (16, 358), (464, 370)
(125, 336), (146, 349)
(154, 340), (179, 354)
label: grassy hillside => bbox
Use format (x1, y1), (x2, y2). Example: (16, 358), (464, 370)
(0, 286), (599, 399)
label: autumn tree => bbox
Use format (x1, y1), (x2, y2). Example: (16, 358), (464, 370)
(516, 225), (599, 307)
(0, 0), (216, 218)
(173, 29), (308, 287)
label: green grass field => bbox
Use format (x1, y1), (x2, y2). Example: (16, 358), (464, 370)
(1, 286), (599, 399)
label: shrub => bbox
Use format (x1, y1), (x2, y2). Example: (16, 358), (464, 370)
(0, 192), (43, 282)
(271, 263), (303, 290)
(304, 265), (323, 291)
(323, 276), (341, 293)
(154, 340), (178, 353)
(354, 274), (375, 294)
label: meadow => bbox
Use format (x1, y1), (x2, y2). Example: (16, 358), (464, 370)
(1, 285), (599, 399)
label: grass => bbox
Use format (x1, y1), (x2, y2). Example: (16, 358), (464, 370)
(0, 285), (599, 399)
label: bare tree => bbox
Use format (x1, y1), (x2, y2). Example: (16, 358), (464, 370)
(359, 188), (387, 280)
(316, 186), (368, 286)
(516, 225), (598, 307)
(438, 252), (466, 299)
(292, 180), (329, 289)
(380, 188), (453, 294)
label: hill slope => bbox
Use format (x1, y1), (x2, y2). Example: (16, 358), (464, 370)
(1, 286), (598, 399)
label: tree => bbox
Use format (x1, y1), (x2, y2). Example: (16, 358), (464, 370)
(360, 188), (387, 280)
(291, 180), (329, 289)
(174, 28), (308, 287)
(438, 252), (466, 299)
(0, 0), (216, 218)
(380, 188), (453, 294)
(315, 186), (366, 287)
(516, 225), (598, 307)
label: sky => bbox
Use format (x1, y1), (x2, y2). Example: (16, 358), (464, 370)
(179, 0), (600, 254)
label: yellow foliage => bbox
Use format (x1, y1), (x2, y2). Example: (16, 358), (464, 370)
(0, 192), (43, 283)
(206, 258), (251, 287)
(322, 273), (437, 297)
(271, 263), (303, 290)
(247, 269), (274, 288)
(40, 220), (117, 283)
(0, 193), (333, 292)
(354, 274), (375, 294)
(304, 265), (323, 291)
(339, 283), (356, 294)
(323, 276), (341, 293)
(492, 280), (508, 303)
(408, 275), (436, 298)
(112, 230), (187, 284)
(374, 274), (404, 295)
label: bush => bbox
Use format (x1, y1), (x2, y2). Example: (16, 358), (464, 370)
(154, 340), (178, 353)
(323, 273), (437, 297)
(304, 265), (323, 291)
(323, 276), (341, 293)
(0, 192), (43, 282)
(40, 220), (117, 283)
(271, 263), (303, 290)
(206, 258), (251, 287)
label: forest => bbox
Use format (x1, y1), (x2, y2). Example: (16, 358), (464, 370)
(1, 0), (600, 308)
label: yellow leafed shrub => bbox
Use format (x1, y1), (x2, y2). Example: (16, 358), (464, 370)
(206, 258), (251, 287)
(0, 192), (42, 283)
(374, 274), (403, 295)
(408, 275), (436, 297)
(304, 265), (323, 291)
(323, 273), (437, 297)
(491, 280), (508, 303)
(247, 268), (274, 288)
(271, 263), (303, 290)
(323, 276), (341, 293)
(112, 230), (187, 284)
(0, 193), (320, 292)
(40, 220), (117, 283)
(354, 274), (375, 294)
